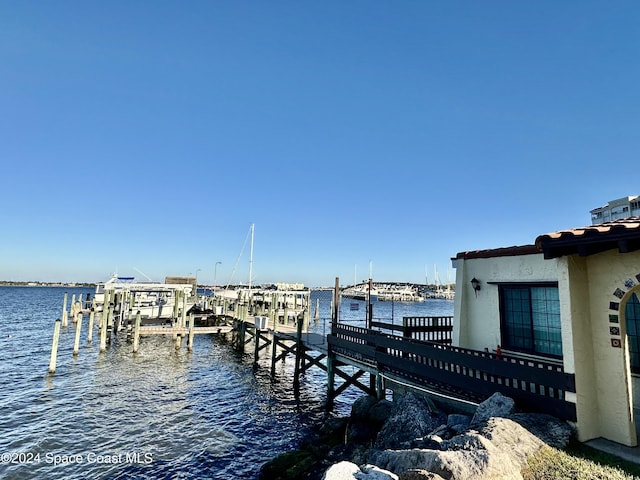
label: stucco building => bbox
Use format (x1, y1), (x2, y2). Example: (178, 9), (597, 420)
(452, 217), (640, 447)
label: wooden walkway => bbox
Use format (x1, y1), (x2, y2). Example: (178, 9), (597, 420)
(51, 284), (577, 423)
(255, 316), (577, 422)
(326, 321), (577, 421)
(139, 325), (233, 335)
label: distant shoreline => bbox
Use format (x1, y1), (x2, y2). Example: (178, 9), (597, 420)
(0, 282), (96, 288)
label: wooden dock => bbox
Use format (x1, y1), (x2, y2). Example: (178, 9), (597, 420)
(138, 325), (234, 335)
(48, 280), (577, 422)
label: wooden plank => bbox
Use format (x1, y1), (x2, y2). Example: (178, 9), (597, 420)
(301, 353), (327, 374)
(139, 326), (233, 335)
(328, 336), (376, 359)
(374, 335), (574, 391)
(378, 352), (576, 421)
(332, 368), (371, 397)
(370, 321), (407, 333)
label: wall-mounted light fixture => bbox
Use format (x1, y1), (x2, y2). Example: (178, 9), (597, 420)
(471, 277), (481, 297)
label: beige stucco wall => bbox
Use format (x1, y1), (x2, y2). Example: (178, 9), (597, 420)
(557, 255), (599, 441)
(578, 249), (638, 446)
(453, 253), (557, 352)
(454, 249), (640, 446)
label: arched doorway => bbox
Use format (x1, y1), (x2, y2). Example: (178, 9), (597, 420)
(626, 293), (640, 374)
(624, 291), (640, 438)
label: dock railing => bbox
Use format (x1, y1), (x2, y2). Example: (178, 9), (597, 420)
(328, 321), (577, 421)
(371, 316), (453, 344)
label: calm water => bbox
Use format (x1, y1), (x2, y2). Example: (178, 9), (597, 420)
(0, 286), (453, 479)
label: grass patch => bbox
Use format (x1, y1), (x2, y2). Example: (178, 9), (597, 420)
(523, 443), (640, 480)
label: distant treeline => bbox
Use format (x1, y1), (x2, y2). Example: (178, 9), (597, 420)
(0, 281), (96, 287)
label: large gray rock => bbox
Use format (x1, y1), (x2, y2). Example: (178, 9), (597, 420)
(323, 391), (570, 480)
(369, 399), (394, 426)
(323, 461), (360, 480)
(352, 395), (379, 420)
(351, 395), (394, 426)
(359, 464), (400, 479)
(441, 432), (494, 452)
(370, 447), (521, 480)
(322, 461), (399, 480)
(475, 417), (545, 469)
(471, 392), (515, 426)
(399, 470), (446, 480)
(348, 396), (395, 444)
(370, 417), (546, 480)
(508, 413), (573, 448)
(375, 393), (446, 450)
(446, 414), (470, 434)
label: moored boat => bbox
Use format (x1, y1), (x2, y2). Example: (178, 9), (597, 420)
(92, 274), (196, 320)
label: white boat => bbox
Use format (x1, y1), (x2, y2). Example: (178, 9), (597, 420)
(342, 283), (379, 301)
(376, 284), (425, 302)
(92, 274), (196, 320)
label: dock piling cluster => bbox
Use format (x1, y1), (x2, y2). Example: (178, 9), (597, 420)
(45, 282), (401, 412)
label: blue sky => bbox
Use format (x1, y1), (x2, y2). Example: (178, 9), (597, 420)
(1, 1), (639, 287)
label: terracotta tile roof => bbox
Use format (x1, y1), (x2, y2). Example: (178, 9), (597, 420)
(454, 217), (640, 261)
(454, 244), (540, 260)
(535, 217), (640, 259)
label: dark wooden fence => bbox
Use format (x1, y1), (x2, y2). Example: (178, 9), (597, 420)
(329, 321), (577, 421)
(371, 316), (453, 344)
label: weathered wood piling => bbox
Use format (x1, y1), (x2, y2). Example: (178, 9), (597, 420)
(48, 319), (61, 374)
(73, 314), (82, 356)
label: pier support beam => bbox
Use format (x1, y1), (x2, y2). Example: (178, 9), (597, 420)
(270, 332), (278, 375)
(375, 373), (385, 400)
(253, 325), (260, 364)
(237, 320), (246, 353)
(326, 354), (335, 409)
(293, 313), (304, 392)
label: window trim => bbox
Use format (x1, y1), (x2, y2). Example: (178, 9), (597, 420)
(495, 282), (562, 360)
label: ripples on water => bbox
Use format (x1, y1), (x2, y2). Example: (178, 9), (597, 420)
(0, 286), (453, 479)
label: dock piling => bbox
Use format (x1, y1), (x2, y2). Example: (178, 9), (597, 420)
(270, 333), (278, 375)
(73, 314), (83, 356)
(187, 313), (195, 351)
(61, 293), (68, 328)
(133, 311), (141, 353)
(70, 294), (76, 323)
(48, 319), (62, 374)
(87, 310), (95, 344)
(100, 309), (107, 353)
(253, 323), (260, 364)
(293, 313), (304, 392)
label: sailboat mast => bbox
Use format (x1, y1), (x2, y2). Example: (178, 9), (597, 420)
(248, 223), (254, 291)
